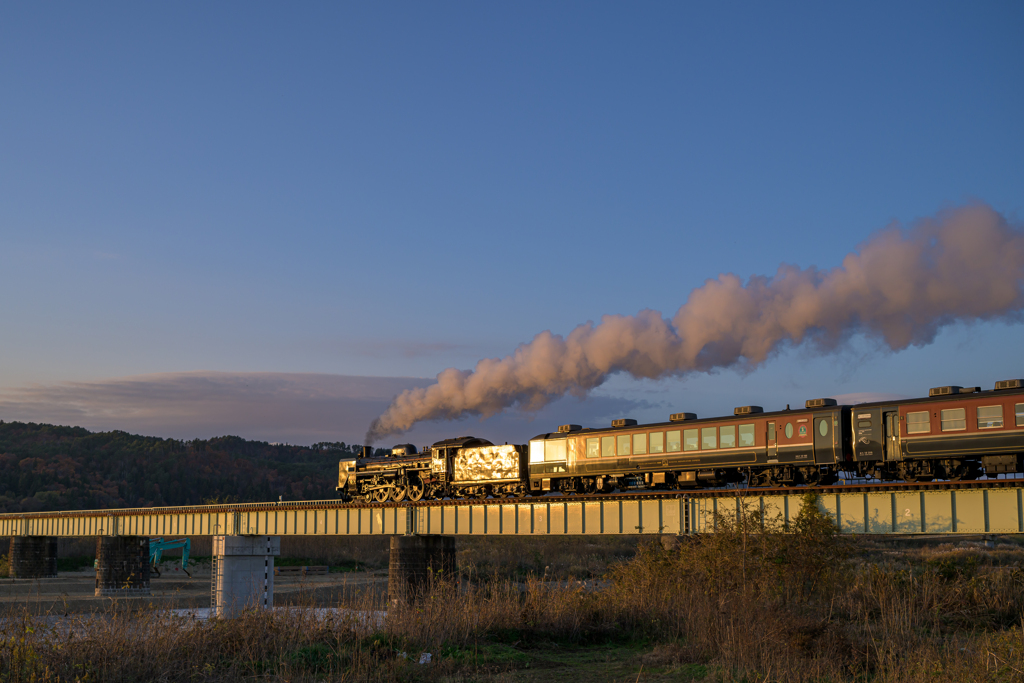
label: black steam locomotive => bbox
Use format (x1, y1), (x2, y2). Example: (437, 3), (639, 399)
(336, 379), (1024, 502)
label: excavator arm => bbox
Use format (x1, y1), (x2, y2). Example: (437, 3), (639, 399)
(149, 537), (191, 578)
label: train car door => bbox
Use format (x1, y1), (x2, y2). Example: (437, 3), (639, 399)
(853, 408), (882, 462)
(883, 411), (901, 462)
(812, 412), (836, 464)
(767, 421), (777, 462)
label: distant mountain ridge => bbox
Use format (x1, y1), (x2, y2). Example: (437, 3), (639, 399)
(0, 420), (383, 513)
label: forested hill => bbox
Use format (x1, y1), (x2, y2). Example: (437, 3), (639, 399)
(0, 420), (385, 513)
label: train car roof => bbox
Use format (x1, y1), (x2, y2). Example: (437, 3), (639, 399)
(529, 404), (844, 440)
(529, 383), (1024, 440)
(429, 436), (494, 448)
(843, 384), (1024, 411)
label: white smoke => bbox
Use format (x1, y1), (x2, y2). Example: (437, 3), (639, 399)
(368, 204), (1024, 442)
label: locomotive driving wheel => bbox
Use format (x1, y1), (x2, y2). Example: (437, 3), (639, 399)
(406, 482), (425, 501)
(390, 485), (408, 502)
(372, 488), (390, 503)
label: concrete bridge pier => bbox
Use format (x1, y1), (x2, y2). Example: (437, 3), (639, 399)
(389, 535), (456, 604)
(8, 536), (58, 578)
(211, 535), (280, 618)
(95, 536), (150, 596)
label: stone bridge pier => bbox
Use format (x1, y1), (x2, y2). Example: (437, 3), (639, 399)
(8, 536), (58, 579)
(388, 535), (457, 604)
(95, 536), (150, 596)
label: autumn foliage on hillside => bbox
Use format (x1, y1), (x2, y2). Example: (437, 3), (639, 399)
(0, 421), (377, 512)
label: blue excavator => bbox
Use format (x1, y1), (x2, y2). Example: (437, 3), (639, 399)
(149, 537), (191, 578)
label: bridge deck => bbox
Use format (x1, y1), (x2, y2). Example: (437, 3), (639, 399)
(1, 481), (1021, 537)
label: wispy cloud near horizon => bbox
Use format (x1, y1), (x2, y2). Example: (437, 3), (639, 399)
(0, 372), (434, 445)
(0, 371), (651, 447)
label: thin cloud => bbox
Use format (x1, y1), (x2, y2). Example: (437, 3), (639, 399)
(0, 372), (433, 445)
(0, 371), (650, 447)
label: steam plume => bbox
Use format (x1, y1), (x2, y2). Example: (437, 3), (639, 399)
(367, 204), (1024, 442)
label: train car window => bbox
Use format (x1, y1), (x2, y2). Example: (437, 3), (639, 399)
(1017, 404), (1024, 427)
(785, 423), (794, 439)
(667, 430), (682, 452)
(683, 429), (698, 451)
(586, 438), (600, 458)
(602, 436), (615, 457)
(545, 439), (567, 461)
(906, 411), (930, 434)
(768, 423), (775, 440)
(650, 432), (664, 453)
(529, 440), (545, 463)
(633, 433), (647, 455)
(977, 405), (1004, 429)
(720, 425), (736, 448)
(818, 419), (828, 437)
(940, 408), (966, 431)
(701, 427), (717, 450)
(739, 424), (755, 447)
(617, 434), (631, 456)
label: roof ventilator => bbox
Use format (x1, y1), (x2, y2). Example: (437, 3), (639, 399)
(734, 406), (763, 416)
(611, 419), (638, 428)
(995, 379), (1023, 391)
(928, 386), (961, 397)
(669, 412), (697, 422)
(557, 424), (582, 433)
(805, 398), (838, 409)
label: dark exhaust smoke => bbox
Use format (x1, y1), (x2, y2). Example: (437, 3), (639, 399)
(367, 203), (1024, 443)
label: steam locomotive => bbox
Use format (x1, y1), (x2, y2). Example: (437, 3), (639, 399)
(336, 380), (1024, 502)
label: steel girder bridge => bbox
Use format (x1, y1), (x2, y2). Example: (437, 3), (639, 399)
(3, 479), (1023, 539)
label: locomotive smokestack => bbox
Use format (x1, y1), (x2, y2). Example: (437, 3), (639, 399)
(368, 203), (1024, 440)
(361, 445), (372, 459)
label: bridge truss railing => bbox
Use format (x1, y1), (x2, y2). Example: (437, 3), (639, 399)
(1, 482), (1022, 538)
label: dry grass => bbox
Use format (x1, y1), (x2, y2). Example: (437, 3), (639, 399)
(4, 495), (1024, 681)
(457, 535), (641, 580)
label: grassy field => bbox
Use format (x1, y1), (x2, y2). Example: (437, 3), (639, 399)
(4, 495), (1024, 681)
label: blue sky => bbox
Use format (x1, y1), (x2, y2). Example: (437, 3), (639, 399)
(1, 2), (1022, 446)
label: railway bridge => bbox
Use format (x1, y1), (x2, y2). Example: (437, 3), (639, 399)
(2, 479), (1021, 615)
